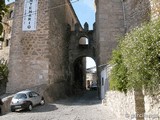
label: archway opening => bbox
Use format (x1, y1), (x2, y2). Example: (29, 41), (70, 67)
(79, 37), (89, 45)
(73, 57), (97, 94)
(86, 57), (97, 91)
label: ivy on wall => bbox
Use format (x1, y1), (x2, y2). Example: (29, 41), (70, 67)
(109, 18), (160, 93)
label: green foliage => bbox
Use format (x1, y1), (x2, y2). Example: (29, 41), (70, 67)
(109, 19), (160, 93)
(0, 0), (8, 40)
(0, 59), (9, 85)
(109, 49), (128, 93)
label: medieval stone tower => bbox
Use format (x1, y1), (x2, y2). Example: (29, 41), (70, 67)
(6, 0), (160, 101)
(95, 0), (160, 85)
(6, 0), (83, 101)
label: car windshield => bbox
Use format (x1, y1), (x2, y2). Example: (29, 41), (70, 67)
(14, 93), (27, 99)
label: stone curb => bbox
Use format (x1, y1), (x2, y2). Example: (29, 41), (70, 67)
(1, 94), (14, 115)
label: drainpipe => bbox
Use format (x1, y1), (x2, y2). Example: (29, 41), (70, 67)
(120, 0), (127, 33)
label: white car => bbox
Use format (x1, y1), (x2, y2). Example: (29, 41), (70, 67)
(10, 90), (45, 112)
(90, 82), (97, 90)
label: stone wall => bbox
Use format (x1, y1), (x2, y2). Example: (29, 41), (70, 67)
(0, 3), (14, 61)
(103, 91), (136, 120)
(95, 0), (125, 101)
(96, 0), (125, 65)
(1, 95), (13, 115)
(44, 0), (81, 101)
(0, 47), (9, 61)
(95, 0), (160, 67)
(6, 0), (79, 102)
(103, 90), (160, 120)
(0, 83), (6, 95)
(124, 0), (160, 31)
(124, 0), (151, 31)
(144, 94), (160, 120)
(65, 2), (80, 31)
(150, 0), (160, 20)
(6, 0), (50, 94)
(44, 0), (70, 101)
(97, 0), (160, 119)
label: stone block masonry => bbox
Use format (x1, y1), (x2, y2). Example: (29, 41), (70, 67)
(144, 93), (160, 120)
(96, 0), (160, 120)
(7, 0), (50, 94)
(96, 0), (125, 65)
(6, 0), (79, 102)
(103, 91), (136, 120)
(103, 90), (160, 120)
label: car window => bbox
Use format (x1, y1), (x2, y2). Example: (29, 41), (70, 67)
(31, 92), (39, 97)
(29, 92), (33, 98)
(14, 93), (27, 99)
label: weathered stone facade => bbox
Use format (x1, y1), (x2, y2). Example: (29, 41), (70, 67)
(103, 91), (136, 120)
(95, 0), (125, 65)
(124, 0), (151, 31)
(6, 0), (80, 102)
(95, 0), (160, 66)
(144, 94), (160, 120)
(95, 0), (126, 97)
(0, 3), (14, 95)
(0, 3), (14, 60)
(0, 0), (159, 118)
(7, 0), (50, 95)
(96, 0), (160, 119)
(68, 24), (96, 91)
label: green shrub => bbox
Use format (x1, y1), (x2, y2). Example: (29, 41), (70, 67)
(109, 48), (128, 93)
(0, 59), (9, 85)
(109, 18), (160, 93)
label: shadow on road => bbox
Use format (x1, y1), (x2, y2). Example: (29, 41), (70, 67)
(5, 90), (100, 114)
(16, 104), (58, 113)
(55, 90), (101, 106)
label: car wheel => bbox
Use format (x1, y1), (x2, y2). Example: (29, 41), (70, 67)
(28, 104), (33, 111)
(11, 108), (15, 112)
(40, 98), (45, 105)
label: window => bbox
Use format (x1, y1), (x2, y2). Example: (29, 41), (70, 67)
(9, 10), (14, 19)
(14, 93), (27, 99)
(102, 77), (104, 86)
(79, 37), (89, 45)
(6, 39), (10, 47)
(32, 92), (39, 97)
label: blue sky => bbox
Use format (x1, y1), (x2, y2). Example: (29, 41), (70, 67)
(5, 0), (15, 5)
(71, 0), (96, 68)
(71, 0), (95, 30)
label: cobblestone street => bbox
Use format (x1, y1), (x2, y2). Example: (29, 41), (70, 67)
(0, 91), (118, 120)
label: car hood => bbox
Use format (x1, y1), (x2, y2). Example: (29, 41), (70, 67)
(11, 98), (24, 105)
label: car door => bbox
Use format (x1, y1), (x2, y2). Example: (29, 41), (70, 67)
(32, 92), (41, 105)
(28, 92), (36, 105)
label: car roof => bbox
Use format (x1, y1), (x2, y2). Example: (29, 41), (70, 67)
(16, 90), (33, 94)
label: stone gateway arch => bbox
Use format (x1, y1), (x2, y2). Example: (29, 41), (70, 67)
(6, 0), (98, 101)
(68, 22), (96, 94)
(6, 0), (157, 102)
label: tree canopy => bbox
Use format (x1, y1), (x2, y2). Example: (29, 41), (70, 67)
(109, 18), (160, 93)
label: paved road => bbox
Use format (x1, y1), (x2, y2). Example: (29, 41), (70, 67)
(0, 90), (118, 120)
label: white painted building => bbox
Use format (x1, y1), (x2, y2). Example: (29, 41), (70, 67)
(100, 65), (111, 99)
